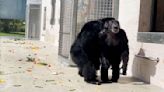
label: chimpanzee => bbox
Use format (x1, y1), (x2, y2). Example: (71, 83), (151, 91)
(99, 19), (129, 82)
(70, 17), (129, 84)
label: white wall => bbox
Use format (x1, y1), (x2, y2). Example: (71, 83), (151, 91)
(40, 0), (60, 46)
(26, 0), (60, 46)
(119, 0), (164, 89)
(118, 0), (141, 76)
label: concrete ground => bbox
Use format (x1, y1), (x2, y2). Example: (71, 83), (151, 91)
(0, 38), (164, 92)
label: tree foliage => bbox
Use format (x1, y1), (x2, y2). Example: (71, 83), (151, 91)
(0, 19), (25, 33)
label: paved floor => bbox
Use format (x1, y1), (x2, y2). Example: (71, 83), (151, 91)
(0, 38), (164, 92)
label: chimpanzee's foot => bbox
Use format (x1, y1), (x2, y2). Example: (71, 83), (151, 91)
(110, 79), (118, 83)
(122, 71), (127, 75)
(101, 79), (112, 83)
(85, 79), (101, 85)
(78, 70), (83, 77)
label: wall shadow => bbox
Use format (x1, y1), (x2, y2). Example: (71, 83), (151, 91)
(118, 76), (148, 85)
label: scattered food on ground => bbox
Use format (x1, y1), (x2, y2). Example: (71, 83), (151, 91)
(13, 85), (22, 87)
(26, 57), (35, 62)
(37, 62), (48, 66)
(18, 59), (23, 61)
(51, 72), (64, 75)
(69, 89), (76, 91)
(45, 80), (55, 82)
(0, 71), (4, 75)
(35, 86), (43, 88)
(26, 69), (32, 72)
(0, 79), (6, 84)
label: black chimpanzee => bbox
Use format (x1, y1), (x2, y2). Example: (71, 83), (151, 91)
(99, 19), (129, 82)
(70, 17), (129, 84)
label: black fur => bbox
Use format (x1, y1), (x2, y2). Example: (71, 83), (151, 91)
(70, 17), (129, 84)
(99, 28), (129, 82)
(70, 18), (115, 84)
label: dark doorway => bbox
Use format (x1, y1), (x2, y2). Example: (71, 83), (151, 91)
(28, 5), (41, 40)
(153, 0), (164, 32)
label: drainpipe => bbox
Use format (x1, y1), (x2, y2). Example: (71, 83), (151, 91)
(50, 0), (56, 25)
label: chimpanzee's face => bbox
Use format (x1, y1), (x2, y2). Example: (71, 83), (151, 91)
(98, 19), (120, 46)
(111, 20), (120, 33)
(104, 19), (120, 33)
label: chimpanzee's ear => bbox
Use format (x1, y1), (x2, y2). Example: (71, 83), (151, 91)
(115, 20), (120, 28)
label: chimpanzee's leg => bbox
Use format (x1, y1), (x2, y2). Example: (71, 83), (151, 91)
(101, 67), (109, 82)
(111, 62), (120, 82)
(100, 57), (111, 83)
(83, 62), (101, 85)
(121, 51), (129, 75)
(122, 58), (128, 75)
